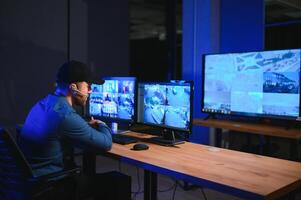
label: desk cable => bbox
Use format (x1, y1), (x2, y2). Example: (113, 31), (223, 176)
(171, 180), (208, 200)
(131, 166), (180, 200)
(177, 180), (208, 200)
(117, 161), (202, 200)
(158, 181), (177, 193)
(200, 187), (208, 200)
(172, 180), (179, 200)
(132, 167), (142, 200)
(117, 161), (142, 200)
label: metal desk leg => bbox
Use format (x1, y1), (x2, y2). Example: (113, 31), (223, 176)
(290, 139), (298, 161)
(215, 128), (222, 148)
(259, 135), (265, 155)
(144, 170), (157, 200)
(288, 191), (296, 200)
(83, 151), (96, 175)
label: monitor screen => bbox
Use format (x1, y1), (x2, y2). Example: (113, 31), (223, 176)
(202, 49), (301, 120)
(89, 77), (136, 121)
(137, 81), (193, 132)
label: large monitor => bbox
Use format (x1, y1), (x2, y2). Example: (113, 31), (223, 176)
(136, 81), (193, 145)
(202, 49), (301, 121)
(89, 77), (136, 121)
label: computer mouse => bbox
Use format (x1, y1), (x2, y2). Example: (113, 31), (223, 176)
(131, 143), (149, 151)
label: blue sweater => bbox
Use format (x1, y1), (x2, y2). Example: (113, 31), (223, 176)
(19, 94), (112, 177)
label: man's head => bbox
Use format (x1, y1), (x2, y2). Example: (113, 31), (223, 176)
(56, 60), (104, 106)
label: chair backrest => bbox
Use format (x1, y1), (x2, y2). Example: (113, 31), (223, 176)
(0, 127), (34, 199)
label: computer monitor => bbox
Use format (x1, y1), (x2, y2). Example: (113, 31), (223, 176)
(136, 81), (193, 145)
(89, 77), (136, 121)
(202, 49), (301, 121)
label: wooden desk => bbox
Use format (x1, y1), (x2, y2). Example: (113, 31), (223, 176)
(98, 132), (301, 200)
(193, 118), (301, 139)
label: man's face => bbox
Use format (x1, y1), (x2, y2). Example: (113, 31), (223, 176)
(72, 81), (92, 106)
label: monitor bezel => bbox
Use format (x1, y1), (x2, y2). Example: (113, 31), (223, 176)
(201, 48), (301, 121)
(88, 76), (137, 122)
(135, 80), (194, 133)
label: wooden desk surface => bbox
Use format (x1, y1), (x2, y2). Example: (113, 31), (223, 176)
(193, 118), (301, 139)
(107, 132), (301, 200)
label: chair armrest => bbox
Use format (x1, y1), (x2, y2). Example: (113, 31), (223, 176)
(33, 167), (81, 182)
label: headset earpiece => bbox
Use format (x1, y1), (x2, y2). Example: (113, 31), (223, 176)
(70, 84), (78, 96)
(69, 83), (88, 98)
(70, 84), (77, 91)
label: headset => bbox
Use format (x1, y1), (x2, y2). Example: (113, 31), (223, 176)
(70, 84), (89, 98)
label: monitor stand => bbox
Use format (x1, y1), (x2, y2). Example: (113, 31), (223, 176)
(149, 130), (185, 146)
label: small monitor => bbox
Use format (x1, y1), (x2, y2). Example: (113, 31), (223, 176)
(202, 49), (301, 121)
(89, 77), (136, 121)
(136, 81), (193, 145)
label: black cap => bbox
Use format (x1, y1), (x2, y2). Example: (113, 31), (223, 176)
(56, 60), (104, 84)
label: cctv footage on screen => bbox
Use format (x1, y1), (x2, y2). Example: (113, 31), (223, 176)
(137, 83), (191, 130)
(89, 80), (135, 120)
(203, 49), (300, 118)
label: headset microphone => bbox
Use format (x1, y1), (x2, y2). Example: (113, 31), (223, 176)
(74, 88), (89, 97)
(70, 84), (89, 98)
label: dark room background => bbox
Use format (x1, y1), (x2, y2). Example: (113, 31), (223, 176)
(0, 0), (129, 125)
(1, 0), (301, 148)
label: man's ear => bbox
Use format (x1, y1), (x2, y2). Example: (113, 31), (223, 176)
(70, 83), (77, 91)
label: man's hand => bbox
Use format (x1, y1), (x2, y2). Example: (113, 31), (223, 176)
(89, 117), (106, 128)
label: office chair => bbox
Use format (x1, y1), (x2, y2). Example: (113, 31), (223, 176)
(0, 127), (81, 200)
(16, 124), (80, 170)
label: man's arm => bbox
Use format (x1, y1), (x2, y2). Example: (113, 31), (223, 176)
(59, 112), (112, 151)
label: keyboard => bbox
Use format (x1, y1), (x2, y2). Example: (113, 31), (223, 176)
(112, 134), (138, 145)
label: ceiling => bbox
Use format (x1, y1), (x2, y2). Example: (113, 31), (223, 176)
(130, 0), (301, 40)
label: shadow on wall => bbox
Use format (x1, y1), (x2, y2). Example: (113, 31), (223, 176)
(0, 32), (66, 126)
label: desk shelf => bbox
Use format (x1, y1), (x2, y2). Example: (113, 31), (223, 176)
(194, 118), (301, 161)
(193, 118), (301, 139)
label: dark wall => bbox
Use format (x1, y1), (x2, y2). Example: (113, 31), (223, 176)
(265, 23), (301, 50)
(130, 38), (168, 81)
(0, 0), (67, 125)
(0, 0), (129, 126)
(87, 0), (129, 77)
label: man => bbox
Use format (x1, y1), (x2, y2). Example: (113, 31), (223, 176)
(19, 60), (113, 198)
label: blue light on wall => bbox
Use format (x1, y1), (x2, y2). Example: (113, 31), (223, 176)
(182, 0), (264, 144)
(183, 0), (220, 144)
(220, 0), (264, 53)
